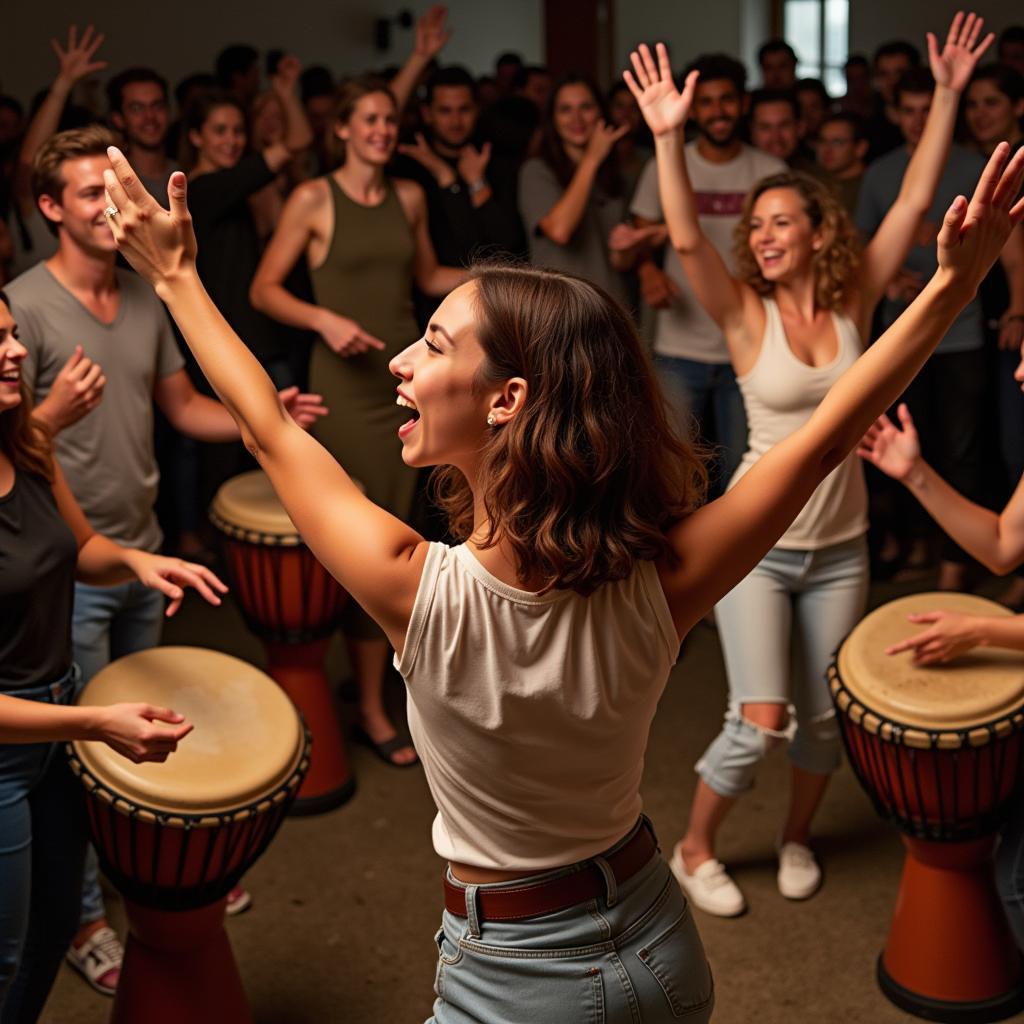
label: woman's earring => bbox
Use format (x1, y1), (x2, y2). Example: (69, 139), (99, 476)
(486, 413), (497, 427)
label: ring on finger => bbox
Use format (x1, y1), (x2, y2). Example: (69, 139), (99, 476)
(104, 204), (119, 219)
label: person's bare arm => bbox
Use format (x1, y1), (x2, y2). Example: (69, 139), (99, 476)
(51, 457), (226, 614)
(13, 25), (108, 216)
(659, 144), (1024, 639)
(857, 12), (993, 322)
(883, 609), (1024, 665)
(260, 55), (314, 173)
(625, 46), (753, 357)
(536, 121), (628, 245)
(104, 153), (426, 651)
(858, 402), (1024, 574)
(996, 223), (1024, 352)
(250, 182), (387, 357)
(396, 179), (467, 296)
(389, 5), (450, 113)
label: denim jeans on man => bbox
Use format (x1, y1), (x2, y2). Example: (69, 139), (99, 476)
(654, 354), (747, 495)
(0, 669), (87, 1024)
(72, 580), (164, 925)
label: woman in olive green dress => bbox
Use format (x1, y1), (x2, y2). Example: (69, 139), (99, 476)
(252, 75), (466, 765)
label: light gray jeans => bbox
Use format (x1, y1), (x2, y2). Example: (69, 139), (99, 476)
(429, 821), (714, 1023)
(697, 536), (869, 798)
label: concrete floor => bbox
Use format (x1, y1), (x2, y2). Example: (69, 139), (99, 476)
(38, 574), (1024, 1024)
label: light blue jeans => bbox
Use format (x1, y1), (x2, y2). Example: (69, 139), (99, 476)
(429, 822), (714, 1024)
(72, 580), (164, 925)
(654, 354), (748, 495)
(0, 668), (87, 1023)
(698, 537), (869, 797)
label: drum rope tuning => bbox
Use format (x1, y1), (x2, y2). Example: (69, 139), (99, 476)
(69, 728), (311, 911)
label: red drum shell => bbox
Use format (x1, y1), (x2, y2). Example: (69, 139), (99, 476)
(217, 532), (347, 642)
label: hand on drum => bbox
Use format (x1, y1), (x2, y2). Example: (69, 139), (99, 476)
(92, 702), (193, 763)
(885, 610), (984, 665)
(277, 385), (328, 429)
(127, 551), (228, 616)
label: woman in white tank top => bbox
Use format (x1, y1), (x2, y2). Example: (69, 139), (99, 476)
(627, 18), (993, 917)
(103, 133), (1023, 1021)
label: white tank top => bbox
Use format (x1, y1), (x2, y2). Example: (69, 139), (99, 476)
(395, 542), (678, 871)
(729, 297), (868, 549)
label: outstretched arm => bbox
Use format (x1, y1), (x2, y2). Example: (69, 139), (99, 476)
(625, 45), (751, 353)
(13, 25), (107, 217)
(103, 152), (426, 651)
(858, 403), (1024, 575)
(858, 11), (993, 322)
(389, 5), (450, 113)
(660, 144), (1024, 638)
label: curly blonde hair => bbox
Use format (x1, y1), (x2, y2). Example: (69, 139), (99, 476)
(732, 172), (861, 311)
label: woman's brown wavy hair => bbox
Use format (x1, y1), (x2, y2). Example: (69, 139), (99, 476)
(0, 292), (54, 482)
(431, 265), (708, 595)
(732, 171), (861, 310)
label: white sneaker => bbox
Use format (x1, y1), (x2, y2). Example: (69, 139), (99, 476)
(669, 846), (746, 917)
(776, 842), (821, 900)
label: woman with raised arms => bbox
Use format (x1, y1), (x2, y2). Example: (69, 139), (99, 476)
(624, 16), (991, 916)
(99, 128), (1023, 1020)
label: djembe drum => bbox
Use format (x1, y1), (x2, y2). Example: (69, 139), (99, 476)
(67, 647), (309, 1024)
(829, 593), (1024, 1022)
(211, 470), (355, 812)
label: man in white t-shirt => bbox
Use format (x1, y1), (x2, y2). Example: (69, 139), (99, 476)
(631, 54), (785, 489)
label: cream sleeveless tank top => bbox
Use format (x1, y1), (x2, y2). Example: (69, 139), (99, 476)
(729, 297), (868, 549)
(395, 543), (679, 871)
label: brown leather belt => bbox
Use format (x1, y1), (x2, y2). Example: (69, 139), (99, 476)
(443, 822), (658, 922)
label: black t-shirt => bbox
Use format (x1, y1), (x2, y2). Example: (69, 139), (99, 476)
(189, 153), (284, 365)
(0, 469), (77, 689)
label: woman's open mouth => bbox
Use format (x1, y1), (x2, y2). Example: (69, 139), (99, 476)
(397, 393), (420, 438)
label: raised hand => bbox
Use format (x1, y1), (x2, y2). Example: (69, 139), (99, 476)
(638, 262), (680, 309)
(936, 142), (1024, 290)
(415, 5), (451, 61)
(885, 610), (983, 665)
(927, 11), (994, 94)
(50, 25), (108, 88)
(278, 385), (328, 429)
(126, 550), (228, 617)
(271, 54), (303, 95)
(93, 703), (193, 763)
(457, 142), (491, 186)
(314, 309), (387, 357)
(36, 345), (105, 431)
(623, 43), (698, 137)
(397, 132), (455, 186)
(856, 404), (921, 480)
(583, 119), (630, 166)
(102, 151), (197, 288)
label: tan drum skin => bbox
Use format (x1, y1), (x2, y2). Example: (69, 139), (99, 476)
(210, 469), (364, 545)
(72, 646), (304, 817)
(835, 592), (1024, 749)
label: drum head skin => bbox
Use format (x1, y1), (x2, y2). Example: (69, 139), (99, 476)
(210, 470), (300, 543)
(72, 647), (303, 814)
(837, 593), (1024, 734)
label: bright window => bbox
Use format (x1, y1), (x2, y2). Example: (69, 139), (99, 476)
(783, 0), (849, 96)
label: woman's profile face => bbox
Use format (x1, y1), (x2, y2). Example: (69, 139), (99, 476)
(748, 187), (822, 283)
(191, 104), (246, 170)
(964, 79), (1024, 148)
(552, 83), (601, 150)
(337, 92), (398, 166)
(388, 282), (495, 470)
(0, 301), (27, 416)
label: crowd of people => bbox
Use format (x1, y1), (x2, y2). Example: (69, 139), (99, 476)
(1, 5), (1024, 1022)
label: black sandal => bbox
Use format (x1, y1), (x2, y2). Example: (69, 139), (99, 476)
(353, 725), (420, 768)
